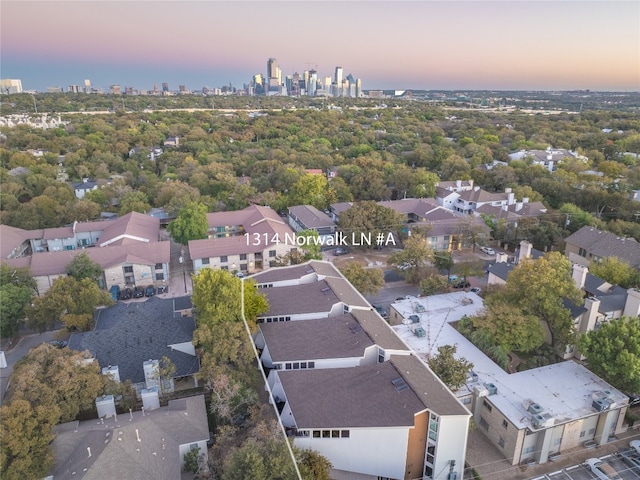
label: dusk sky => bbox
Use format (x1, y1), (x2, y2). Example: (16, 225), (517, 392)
(2, 1), (639, 92)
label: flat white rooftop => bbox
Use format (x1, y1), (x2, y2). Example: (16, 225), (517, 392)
(391, 292), (627, 431)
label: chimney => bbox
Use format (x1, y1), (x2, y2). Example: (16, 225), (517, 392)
(517, 241), (533, 263)
(578, 297), (601, 334)
(496, 252), (509, 264)
(623, 288), (640, 318)
(455, 180), (462, 188)
(572, 264), (588, 290)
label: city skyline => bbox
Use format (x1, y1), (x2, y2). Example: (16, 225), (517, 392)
(2, 1), (639, 92)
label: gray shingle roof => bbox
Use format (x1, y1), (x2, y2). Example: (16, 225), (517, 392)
(258, 279), (342, 316)
(49, 395), (208, 480)
(278, 359), (428, 428)
(68, 297), (199, 384)
(565, 226), (640, 268)
(260, 314), (375, 361)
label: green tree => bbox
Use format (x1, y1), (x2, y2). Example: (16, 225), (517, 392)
(579, 317), (640, 394)
(470, 298), (545, 353)
(432, 251), (454, 278)
(0, 265), (37, 338)
(0, 399), (59, 480)
(119, 190), (151, 214)
(559, 203), (597, 233)
(167, 201), (209, 245)
(419, 274), (449, 296)
(296, 229), (323, 260)
(502, 252), (582, 348)
(287, 174), (330, 210)
(589, 257), (640, 289)
(297, 448), (333, 480)
(427, 345), (474, 390)
(339, 262), (385, 296)
(8, 343), (105, 423)
(27, 277), (113, 332)
(183, 446), (205, 474)
(338, 201), (403, 250)
(388, 231), (433, 284)
(65, 252), (103, 282)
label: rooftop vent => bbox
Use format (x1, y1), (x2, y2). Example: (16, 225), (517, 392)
(592, 398), (612, 412)
(392, 377), (409, 393)
(528, 403), (544, 415)
(349, 324), (363, 334)
(531, 412), (553, 429)
(484, 383), (498, 396)
(321, 287), (331, 293)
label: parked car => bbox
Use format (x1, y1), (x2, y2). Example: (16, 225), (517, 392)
(480, 246), (496, 255)
(133, 286), (145, 298)
(584, 458), (622, 480)
(453, 281), (471, 289)
(631, 439), (640, 454)
(235, 272), (245, 278)
(470, 287), (482, 294)
(373, 305), (389, 319)
(447, 275), (459, 283)
(109, 285), (120, 301)
(144, 285), (155, 297)
(333, 247), (349, 256)
(48, 340), (68, 348)
(120, 287), (133, 300)
(628, 394), (640, 407)
(396, 262), (411, 271)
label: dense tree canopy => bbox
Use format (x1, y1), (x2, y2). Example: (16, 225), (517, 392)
(339, 262), (385, 296)
(0, 264), (37, 338)
(167, 201), (209, 245)
(579, 316), (640, 394)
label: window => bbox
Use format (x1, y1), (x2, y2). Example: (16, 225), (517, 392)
(523, 446), (534, 454)
(220, 256), (228, 263)
(201, 258), (210, 265)
(269, 250), (276, 257)
(332, 430), (340, 438)
(123, 266), (133, 273)
(479, 417), (489, 431)
(553, 437), (562, 446)
(502, 419), (508, 429)
(240, 254), (247, 260)
(579, 247), (587, 257)
(483, 400), (492, 412)
(155, 273), (164, 281)
(190, 443), (199, 450)
(240, 264), (248, 271)
(312, 431), (320, 438)
(293, 362), (299, 370)
(285, 363), (292, 370)
(378, 349), (385, 363)
(463, 398), (472, 405)
(155, 263), (163, 270)
(341, 430), (349, 438)
(580, 430), (585, 438)
(322, 430), (330, 438)
(498, 437), (505, 448)
(588, 428), (595, 435)
(308, 361), (315, 369)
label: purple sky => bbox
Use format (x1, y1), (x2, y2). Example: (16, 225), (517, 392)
(2, 1), (639, 92)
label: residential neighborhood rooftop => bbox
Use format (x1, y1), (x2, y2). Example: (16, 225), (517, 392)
(49, 395), (208, 480)
(68, 296), (199, 384)
(258, 279), (342, 316)
(391, 292), (628, 431)
(259, 314), (375, 362)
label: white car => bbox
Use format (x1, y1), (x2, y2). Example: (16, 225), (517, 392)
(631, 439), (640, 454)
(584, 458), (622, 480)
(480, 246), (495, 255)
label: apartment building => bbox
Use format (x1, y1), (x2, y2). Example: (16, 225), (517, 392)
(250, 261), (470, 480)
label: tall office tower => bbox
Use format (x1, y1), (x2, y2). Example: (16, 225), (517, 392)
(356, 78), (362, 98)
(0, 79), (23, 94)
(267, 58), (278, 80)
(68, 85), (81, 93)
(153, 84), (158, 93)
(308, 70), (318, 96)
(110, 85), (121, 95)
(334, 66), (343, 87)
(253, 74), (264, 95)
(162, 82), (169, 92)
(84, 79), (91, 93)
(179, 85), (186, 93)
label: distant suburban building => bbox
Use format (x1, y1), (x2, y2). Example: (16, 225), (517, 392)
(564, 226), (640, 269)
(508, 147), (587, 172)
(0, 212), (170, 293)
(0, 78), (22, 94)
(389, 291), (630, 468)
(250, 261), (470, 480)
(189, 205), (297, 275)
(436, 181), (517, 215)
(72, 178), (99, 199)
(287, 205), (335, 238)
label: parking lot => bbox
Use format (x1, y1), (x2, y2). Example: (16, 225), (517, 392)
(531, 450), (640, 480)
